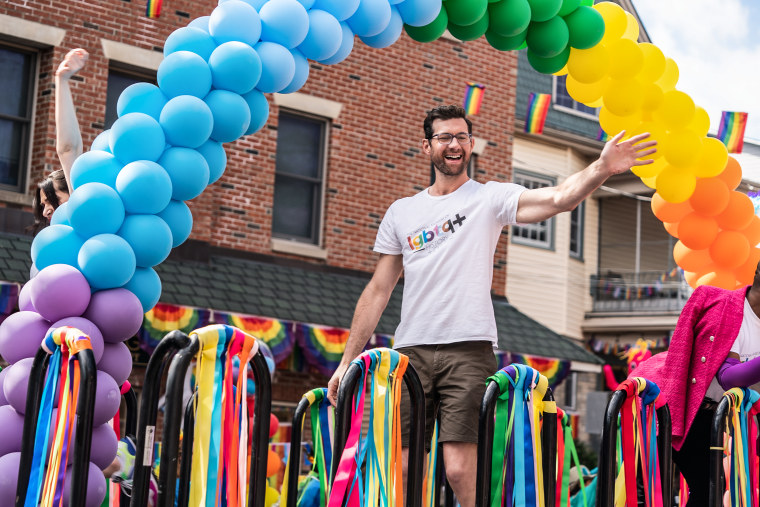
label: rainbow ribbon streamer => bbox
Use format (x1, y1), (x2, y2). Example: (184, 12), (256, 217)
(524, 92), (551, 134)
(497, 352), (572, 390)
(215, 311), (295, 363)
(146, 0), (162, 18)
(556, 407), (588, 507)
(140, 303), (212, 353)
(463, 82), (486, 115)
(717, 111), (748, 154)
(721, 387), (760, 507)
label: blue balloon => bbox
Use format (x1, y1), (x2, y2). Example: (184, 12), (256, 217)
(254, 41), (296, 93)
(31, 224), (83, 270)
(209, 41), (262, 94)
(116, 83), (167, 121)
(164, 26), (217, 60)
(197, 140), (228, 184)
(79, 234), (136, 290)
(109, 113), (166, 164)
(116, 161), (173, 214)
(117, 214), (173, 268)
(241, 89), (270, 136)
(360, 6), (402, 48)
(70, 151), (122, 190)
(123, 267), (161, 312)
(68, 183), (126, 239)
(220, 0), (267, 10)
(205, 90), (251, 143)
(50, 201), (71, 226)
(209, 0), (262, 46)
(90, 130), (111, 152)
(159, 95), (214, 148)
(347, 0), (392, 37)
(158, 200), (193, 248)
(298, 9), (342, 61)
(157, 51), (212, 99)
(280, 49), (309, 94)
(320, 22), (355, 64)
(312, 0), (360, 21)
(188, 15), (210, 31)
(259, 0), (309, 49)
(297, 0), (315, 8)
(397, 0), (442, 27)
(158, 147), (210, 200)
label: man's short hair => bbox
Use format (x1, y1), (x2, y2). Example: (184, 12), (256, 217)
(423, 105), (473, 140)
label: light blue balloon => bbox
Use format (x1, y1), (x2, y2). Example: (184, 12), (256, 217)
(298, 9), (342, 61)
(31, 224), (83, 270)
(68, 183), (126, 239)
(219, 0), (267, 11)
(70, 151), (123, 190)
(260, 0), (310, 49)
(164, 26), (217, 60)
(79, 234), (136, 290)
(209, 0), (262, 46)
(117, 214), (173, 268)
(188, 15), (210, 31)
(347, 0), (392, 37)
(197, 140), (228, 184)
(116, 83), (167, 121)
(205, 90), (251, 143)
(313, 0), (360, 21)
(90, 130), (111, 152)
(209, 41), (262, 94)
(50, 201), (71, 226)
(320, 22), (355, 64)
(159, 95), (214, 148)
(158, 147), (210, 200)
(109, 113), (166, 164)
(280, 49), (309, 94)
(158, 200), (193, 248)
(254, 41), (296, 93)
(297, 0), (315, 8)
(360, 6), (403, 47)
(241, 89), (270, 136)
(116, 161), (173, 214)
(157, 51), (212, 99)
(397, 0), (442, 27)
(123, 267), (161, 313)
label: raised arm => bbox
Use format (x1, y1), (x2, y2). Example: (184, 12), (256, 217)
(515, 131), (657, 224)
(327, 253), (403, 405)
(55, 48), (89, 192)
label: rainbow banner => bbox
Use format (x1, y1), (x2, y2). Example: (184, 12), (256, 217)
(717, 111), (749, 153)
(146, 0), (162, 18)
(524, 92), (551, 134)
(496, 351), (572, 389)
(0, 282), (19, 324)
(139, 303), (212, 353)
(463, 82), (485, 115)
(213, 311), (295, 363)
(597, 127), (609, 142)
(295, 323), (349, 376)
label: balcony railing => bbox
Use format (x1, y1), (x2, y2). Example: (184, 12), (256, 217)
(590, 270), (689, 313)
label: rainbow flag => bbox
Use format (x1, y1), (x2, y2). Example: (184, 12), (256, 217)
(717, 111), (748, 153)
(597, 127), (609, 142)
(524, 92), (551, 134)
(213, 311), (295, 363)
(463, 82), (485, 115)
(146, 0), (162, 18)
(496, 351), (572, 389)
(139, 303), (212, 353)
(295, 323), (350, 376)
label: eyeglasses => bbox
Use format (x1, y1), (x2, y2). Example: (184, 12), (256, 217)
(430, 132), (472, 145)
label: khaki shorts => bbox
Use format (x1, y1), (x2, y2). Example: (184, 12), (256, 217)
(398, 341), (497, 447)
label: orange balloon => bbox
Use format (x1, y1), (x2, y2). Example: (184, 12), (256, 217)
(735, 247), (760, 285)
(741, 216), (760, 247)
(697, 269), (738, 290)
(651, 192), (693, 222)
(715, 192), (755, 230)
(663, 221), (679, 238)
(267, 449), (281, 477)
(688, 177), (729, 217)
(716, 156), (742, 190)
(269, 413), (280, 438)
(709, 230), (750, 270)
(673, 241), (713, 273)
(677, 212), (719, 250)
(684, 269), (700, 288)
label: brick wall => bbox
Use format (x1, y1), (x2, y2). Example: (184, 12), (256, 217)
(2, 0), (518, 294)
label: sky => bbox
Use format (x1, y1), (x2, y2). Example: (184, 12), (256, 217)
(632, 0), (760, 142)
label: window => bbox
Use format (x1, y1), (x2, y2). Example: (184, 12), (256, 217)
(570, 201), (584, 260)
(553, 74), (599, 119)
(272, 111), (328, 244)
(105, 68), (156, 129)
(511, 171), (555, 249)
(563, 372), (577, 411)
(0, 44), (36, 193)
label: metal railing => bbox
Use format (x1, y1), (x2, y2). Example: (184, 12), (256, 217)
(590, 270), (690, 313)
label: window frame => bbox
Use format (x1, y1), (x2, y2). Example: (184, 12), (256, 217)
(552, 74), (599, 120)
(569, 200), (585, 261)
(104, 65), (157, 130)
(511, 169), (556, 251)
(563, 371), (578, 411)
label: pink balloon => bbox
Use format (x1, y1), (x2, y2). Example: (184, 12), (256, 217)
(83, 288), (144, 343)
(62, 461), (107, 507)
(49, 317), (104, 364)
(31, 264), (91, 322)
(93, 370), (121, 427)
(18, 281), (35, 312)
(0, 405), (24, 457)
(87, 423), (118, 470)
(3, 357), (33, 414)
(97, 342), (133, 386)
(0, 310), (50, 364)
(0, 452), (20, 505)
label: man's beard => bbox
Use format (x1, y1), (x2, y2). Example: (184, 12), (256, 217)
(432, 151), (470, 177)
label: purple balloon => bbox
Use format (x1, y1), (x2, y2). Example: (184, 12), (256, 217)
(31, 264), (92, 322)
(0, 452), (21, 505)
(83, 288), (143, 343)
(0, 405), (24, 457)
(18, 281), (35, 312)
(0, 310), (50, 364)
(49, 317), (105, 364)
(98, 342), (133, 386)
(62, 461), (107, 507)
(3, 357), (33, 414)
(88, 423), (119, 470)
(0, 367), (7, 405)
(93, 370), (121, 427)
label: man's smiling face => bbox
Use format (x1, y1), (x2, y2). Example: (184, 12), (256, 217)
(424, 117), (473, 177)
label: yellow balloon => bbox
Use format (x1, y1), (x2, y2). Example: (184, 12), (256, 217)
(640, 82), (664, 111)
(690, 107), (711, 138)
(594, 2), (627, 45)
(566, 75), (608, 104)
(553, 64), (568, 76)
(629, 120), (666, 160)
(622, 12), (640, 41)
(599, 107), (641, 138)
(639, 43), (666, 82)
(641, 174), (658, 189)
(603, 78), (643, 117)
(608, 38), (644, 79)
(656, 165), (697, 203)
(656, 58), (679, 91)
(662, 129), (703, 168)
(587, 96), (605, 107)
(655, 90), (695, 130)
(693, 137), (729, 178)
(632, 156), (667, 179)
(567, 45), (610, 84)
(265, 486), (280, 507)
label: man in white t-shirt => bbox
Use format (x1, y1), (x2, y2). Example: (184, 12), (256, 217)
(327, 105), (656, 506)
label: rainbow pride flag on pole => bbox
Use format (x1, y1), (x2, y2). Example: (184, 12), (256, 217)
(717, 111), (748, 153)
(463, 82), (485, 115)
(597, 127), (609, 142)
(146, 0), (162, 18)
(524, 92), (551, 134)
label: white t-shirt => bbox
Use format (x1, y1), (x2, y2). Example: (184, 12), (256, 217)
(705, 298), (760, 400)
(374, 179), (526, 349)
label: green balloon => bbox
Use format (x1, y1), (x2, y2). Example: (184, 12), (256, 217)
(527, 0), (562, 22)
(445, 0), (489, 27)
(484, 27), (527, 51)
(527, 45), (570, 74)
(526, 16), (569, 58)
(557, 0), (581, 17)
(488, 0), (531, 37)
(448, 11), (490, 41)
(564, 5), (604, 49)
(580, 0), (594, 5)
(405, 7), (449, 43)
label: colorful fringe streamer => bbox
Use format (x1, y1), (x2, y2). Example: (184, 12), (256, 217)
(145, 0), (162, 18)
(720, 387), (760, 507)
(463, 82), (486, 115)
(215, 311), (295, 363)
(556, 408), (587, 507)
(717, 111), (748, 154)
(139, 303), (212, 353)
(524, 93), (551, 134)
